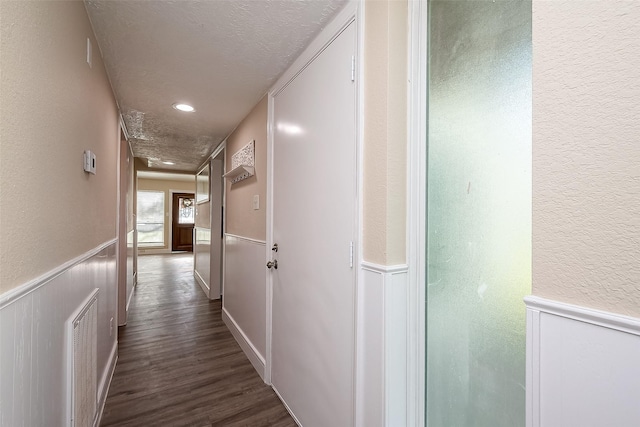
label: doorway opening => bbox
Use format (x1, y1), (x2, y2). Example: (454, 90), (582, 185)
(171, 192), (195, 252)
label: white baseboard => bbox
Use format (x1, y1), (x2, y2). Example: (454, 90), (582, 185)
(126, 279), (135, 313)
(194, 270), (210, 297)
(222, 307), (266, 381)
(95, 340), (118, 427)
(272, 384), (303, 426)
(137, 248), (172, 255)
(525, 296), (640, 427)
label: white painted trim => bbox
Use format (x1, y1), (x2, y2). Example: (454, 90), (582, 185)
(407, 0), (428, 424)
(224, 233), (266, 245)
(137, 248), (172, 255)
(272, 385), (303, 427)
(125, 280), (135, 313)
(116, 123), (123, 327)
(360, 262), (409, 275)
(265, 91), (275, 385)
(196, 140), (226, 173)
(0, 238), (118, 309)
(357, 262), (410, 426)
(194, 269), (210, 295)
(210, 140), (226, 162)
(219, 147), (227, 300)
(525, 297), (640, 427)
(355, 2), (366, 425)
(119, 114), (130, 142)
(95, 340), (118, 427)
(270, 1), (358, 97)
(65, 288), (100, 427)
(524, 296), (640, 336)
(222, 307), (266, 380)
(525, 307), (540, 427)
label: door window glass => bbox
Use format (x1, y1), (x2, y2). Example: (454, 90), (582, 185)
(178, 197), (195, 224)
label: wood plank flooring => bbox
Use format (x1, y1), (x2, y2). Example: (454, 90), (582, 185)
(101, 253), (295, 427)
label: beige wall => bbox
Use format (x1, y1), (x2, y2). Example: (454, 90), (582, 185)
(362, 0), (408, 266)
(137, 177), (195, 251)
(0, 1), (119, 292)
(532, 0), (640, 317)
(225, 96), (267, 241)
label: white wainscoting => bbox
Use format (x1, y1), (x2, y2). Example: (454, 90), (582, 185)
(194, 227), (212, 297)
(525, 296), (640, 427)
(357, 262), (409, 427)
(0, 239), (118, 427)
(222, 234), (267, 380)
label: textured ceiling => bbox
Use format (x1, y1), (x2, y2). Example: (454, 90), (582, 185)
(85, 0), (347, 172)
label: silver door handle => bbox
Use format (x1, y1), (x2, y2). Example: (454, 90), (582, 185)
(266, 260), (278, 270)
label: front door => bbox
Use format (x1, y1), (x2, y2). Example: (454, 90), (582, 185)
(172, 192), (195, 252)
(271, 22), (357, 426)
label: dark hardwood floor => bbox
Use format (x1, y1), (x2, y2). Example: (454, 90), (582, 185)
(101, 253), (296, 427)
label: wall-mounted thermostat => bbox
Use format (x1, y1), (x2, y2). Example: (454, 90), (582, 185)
(83, 150), (96, 174)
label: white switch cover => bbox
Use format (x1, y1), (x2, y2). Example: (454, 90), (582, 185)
(83, 150), (96, 174)
(253, 195), (260, 210)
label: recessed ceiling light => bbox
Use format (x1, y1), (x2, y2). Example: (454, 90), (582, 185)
(162, 161), (175, 165)
(173, 103), (195, 112)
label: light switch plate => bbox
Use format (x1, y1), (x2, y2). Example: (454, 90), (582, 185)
(253, 195), (260, 210)
(83, 150), (96, 174)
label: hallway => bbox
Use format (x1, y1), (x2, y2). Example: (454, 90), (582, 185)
(101, 254), (295, 426)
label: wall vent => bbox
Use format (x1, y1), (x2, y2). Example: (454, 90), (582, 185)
(66, 289), (99, 427)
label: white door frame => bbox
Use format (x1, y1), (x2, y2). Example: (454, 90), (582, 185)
(265, 0), (361, 404)
(210, 142), (226, 300)
(407, 0), (428, 425)
(193, 141), (226, 300)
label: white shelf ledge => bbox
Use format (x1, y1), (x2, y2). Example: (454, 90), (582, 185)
(223, 165), (254, 184)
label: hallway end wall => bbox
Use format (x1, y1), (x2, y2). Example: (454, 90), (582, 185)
(137, 177), (196, 253)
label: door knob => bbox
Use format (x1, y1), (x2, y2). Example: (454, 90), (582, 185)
(266, 260), (278, 270)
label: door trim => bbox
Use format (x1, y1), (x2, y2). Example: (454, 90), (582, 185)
(407, 0), (428, 425)
(265, 0), (361, 417)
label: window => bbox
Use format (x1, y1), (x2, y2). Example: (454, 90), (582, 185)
(137, 191), (164, 246)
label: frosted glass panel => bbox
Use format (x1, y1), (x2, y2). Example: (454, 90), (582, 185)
(426, 0), (531, 426)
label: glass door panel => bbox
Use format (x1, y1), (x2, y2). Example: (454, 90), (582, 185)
(426, 0), (532, 425)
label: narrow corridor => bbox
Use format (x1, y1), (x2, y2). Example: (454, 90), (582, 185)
(101, 254), (295, 426)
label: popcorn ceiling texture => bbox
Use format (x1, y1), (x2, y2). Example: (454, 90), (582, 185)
(85, 0), (347, 172)
(532, 0), (640, 317)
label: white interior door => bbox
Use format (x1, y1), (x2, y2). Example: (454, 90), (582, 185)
(271, 22), (357, 427)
